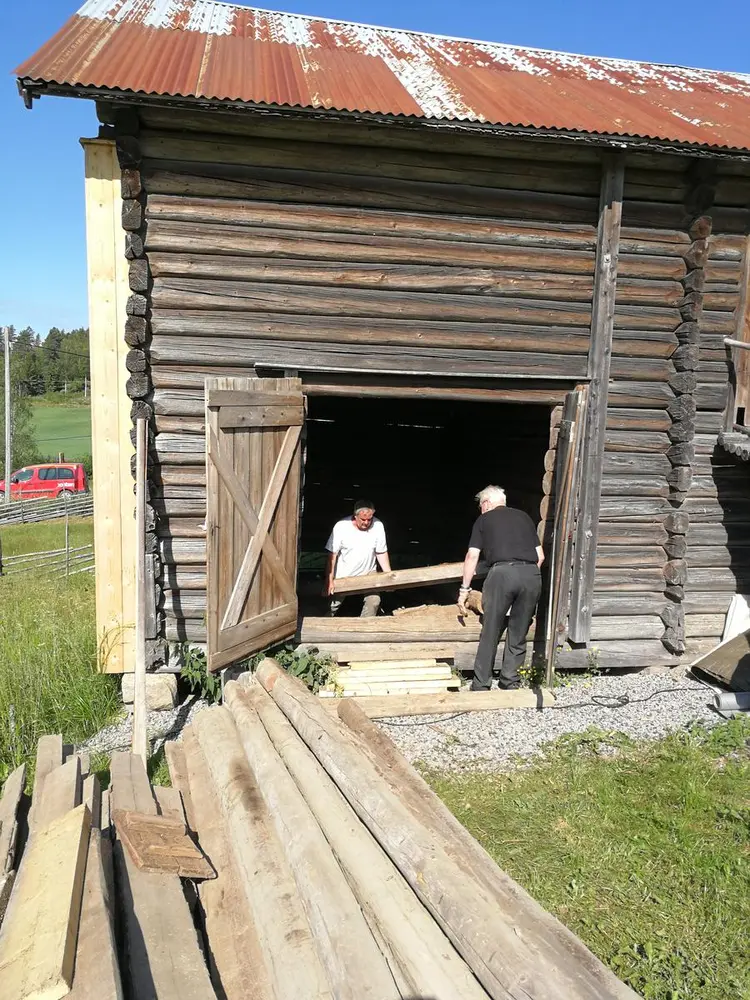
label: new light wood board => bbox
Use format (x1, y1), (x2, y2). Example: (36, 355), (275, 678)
(0, 803), (91, 1000)
(82, 140), (136, 673)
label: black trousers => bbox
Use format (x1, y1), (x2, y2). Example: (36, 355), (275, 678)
(471, 563), (542, 691)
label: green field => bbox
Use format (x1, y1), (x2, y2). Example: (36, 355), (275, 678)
(30, 400), (92, 460)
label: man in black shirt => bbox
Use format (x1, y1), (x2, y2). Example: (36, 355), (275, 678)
(458, 485), (544, 691)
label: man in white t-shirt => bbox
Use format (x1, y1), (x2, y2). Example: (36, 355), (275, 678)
(324, 499), (391, 617)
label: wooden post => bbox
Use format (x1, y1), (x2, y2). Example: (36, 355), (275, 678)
(65, 503), (70, 578)
(132, 417), (148, 763)
(3, 325), (10, 507)
(568, 155), (625, 643)
(82, 139), (136, 674)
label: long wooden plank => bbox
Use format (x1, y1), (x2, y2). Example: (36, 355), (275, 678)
(245, 678), (490, 1000)
(224, 685), (400, 999)
(320, 688), (554, 717)
(164, 741), (196, 830)
(301, 616), (483, 643)
(133, 418), (149, 762)
(69, 832), (123, 1000)
(82, 139), (136, 675)
(28, 735), (63, 834)
(0, 766), (26, 876)
(255, 661), (637, 1000)
(569, 156), (625, 642)
(332, 561), (465, 597)
(109, 752), (216, 1000)
(180, 729), (271, 1000)
(691, 630), (750, 690)
(0, 766), (27, 933)
(0, 804), (91, 1000)
(191, 706), (331, 1000)
(35, 756), (82, 832)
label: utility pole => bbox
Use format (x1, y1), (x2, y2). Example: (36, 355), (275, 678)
(3, 326), (10, 507)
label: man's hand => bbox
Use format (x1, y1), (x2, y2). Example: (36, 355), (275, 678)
(323, 578), (335, 597)
(457, 585), (471, 617)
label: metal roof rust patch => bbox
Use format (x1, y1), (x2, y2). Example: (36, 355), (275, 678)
(15, 1), (750, 150)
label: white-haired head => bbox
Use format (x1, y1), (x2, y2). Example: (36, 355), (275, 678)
(475, 485), (506, 510)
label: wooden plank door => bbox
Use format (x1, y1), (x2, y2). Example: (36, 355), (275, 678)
(206, 377), (303, 672)
(544, 386), (588, 680)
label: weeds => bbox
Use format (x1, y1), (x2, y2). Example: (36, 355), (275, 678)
(180, 645), (222, 704)
(429, 719), (750, 1000)
(247, 643), (336, 694)
(0, 571), (120, 785)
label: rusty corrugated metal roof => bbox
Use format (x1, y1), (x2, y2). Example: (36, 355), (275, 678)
(14, 0), (750, 150)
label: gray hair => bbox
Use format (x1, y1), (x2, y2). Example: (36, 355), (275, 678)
(475, 485), (506, 507)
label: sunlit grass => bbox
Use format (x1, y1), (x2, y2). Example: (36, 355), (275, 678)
(429, 721), (750, 1000)
(0, 569), (120, 785)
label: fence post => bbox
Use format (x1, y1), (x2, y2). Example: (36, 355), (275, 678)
(65, 500), (70, 577)
(3, 325), (10, 509)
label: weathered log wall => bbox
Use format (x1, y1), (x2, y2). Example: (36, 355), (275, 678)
(111, 104), (750, 668)
(593, 160), (750, 661)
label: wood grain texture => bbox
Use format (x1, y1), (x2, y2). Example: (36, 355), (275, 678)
(0, 804), (91, 1000)
(569, 156), (625, 642)
(255, 660), (639, 1000)
(225, 684), (400, 1000)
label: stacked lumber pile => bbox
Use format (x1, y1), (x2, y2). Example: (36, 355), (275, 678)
(169, 659), (638, 1000)
(0, 736), (216, 1000)
(324, 658), (461, 697)
(0, 665), (638, 999)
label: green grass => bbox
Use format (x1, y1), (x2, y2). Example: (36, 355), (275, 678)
(429, 723), (750, 1000)
(0, 570), (121, 785)
(1, 516), (94, 558)
(30, 400), (91, 460)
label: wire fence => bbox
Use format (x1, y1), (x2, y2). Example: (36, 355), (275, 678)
(0, 543), (95, 578)
(0, 493), (93, 526)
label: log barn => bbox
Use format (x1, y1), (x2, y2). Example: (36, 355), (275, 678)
(15, 1), (750, 675)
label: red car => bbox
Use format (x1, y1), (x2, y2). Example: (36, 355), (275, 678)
(0, 463), (88, 501)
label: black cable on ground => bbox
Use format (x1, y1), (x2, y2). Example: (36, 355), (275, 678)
(378, 681), (714, 727)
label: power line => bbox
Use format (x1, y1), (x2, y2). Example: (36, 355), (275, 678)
(9, 340), (91, 362)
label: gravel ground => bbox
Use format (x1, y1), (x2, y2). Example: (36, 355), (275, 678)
(78, 670), (724, 771)
(80, 694), (211, 756)
(376, 670), (723, 772)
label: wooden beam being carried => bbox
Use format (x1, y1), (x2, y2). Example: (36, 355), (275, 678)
(568, 154), (625, 643)
(332, 562), (466, 597)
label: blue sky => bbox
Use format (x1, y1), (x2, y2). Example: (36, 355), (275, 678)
(2, 0), (749, 338)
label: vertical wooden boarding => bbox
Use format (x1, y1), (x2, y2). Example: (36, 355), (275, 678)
(568, 155), (625, 643)
(206, 377), (303, 672)
(545, 387), (588, 681)
(82, 139), (136, 673)
(132, 418), (148, 763)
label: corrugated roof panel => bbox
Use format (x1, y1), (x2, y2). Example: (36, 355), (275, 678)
(14, 1), (750, 150)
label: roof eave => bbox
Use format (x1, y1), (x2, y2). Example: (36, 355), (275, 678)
(18, 77), (750, 161)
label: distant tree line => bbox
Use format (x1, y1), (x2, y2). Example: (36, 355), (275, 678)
(6, 326), (90, 397)
(1, 327), (91, 471)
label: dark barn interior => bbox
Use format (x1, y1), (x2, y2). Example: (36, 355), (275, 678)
(299, 396), (551, 615)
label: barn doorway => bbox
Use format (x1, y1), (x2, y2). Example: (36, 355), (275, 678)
(298, 395), (553, 616)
